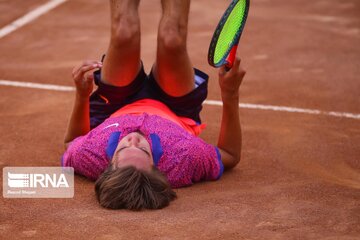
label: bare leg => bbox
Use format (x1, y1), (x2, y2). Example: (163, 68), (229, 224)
(101, 0), (141, 87)
(154, 0), (194, 97)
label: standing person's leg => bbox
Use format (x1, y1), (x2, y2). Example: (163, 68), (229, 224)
(154, 0), (194, 97)
(101, 0), (141, 87)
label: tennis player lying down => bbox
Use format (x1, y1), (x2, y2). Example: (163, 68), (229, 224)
(62, 0), (245, 210)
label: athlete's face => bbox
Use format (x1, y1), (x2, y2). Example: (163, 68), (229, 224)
(112, 132), (153, 171)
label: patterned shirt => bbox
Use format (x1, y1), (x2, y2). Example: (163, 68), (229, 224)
(62, 103), (224, 188)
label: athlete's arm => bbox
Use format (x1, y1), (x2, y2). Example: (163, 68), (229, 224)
(64, 61), (102, 149)
(217, 57), (245, 169)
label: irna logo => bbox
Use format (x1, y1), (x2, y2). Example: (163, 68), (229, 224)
(8, 172), (69, 188)
(3, 167), (74, 198)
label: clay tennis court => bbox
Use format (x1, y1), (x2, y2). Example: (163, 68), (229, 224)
(1, 0), (359, 239)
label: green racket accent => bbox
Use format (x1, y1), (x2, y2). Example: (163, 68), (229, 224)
(213, 0), (247, 65)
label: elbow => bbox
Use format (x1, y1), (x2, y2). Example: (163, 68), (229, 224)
(64, 135), (73, 150)
(219, 148), (241, 170)
(223, 153), (241, 171)
(234, 155), (241, 167)
(228, 155), (241, 169)
(63, 140), (71, 151)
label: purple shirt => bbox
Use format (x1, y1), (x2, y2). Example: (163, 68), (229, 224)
(62, 113), (223, 188)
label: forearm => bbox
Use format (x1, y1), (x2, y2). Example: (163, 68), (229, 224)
(217, 94), (242, 169)
(212, 57), (245, 169)
(63, 60), (100, 148)
(64, 94), (90, 146)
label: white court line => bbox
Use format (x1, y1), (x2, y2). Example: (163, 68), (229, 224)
(205, 100), (360, 120)
(1, 79), (360, 120)
(0, 80), (74, 91)
(0, 0), (67, 39)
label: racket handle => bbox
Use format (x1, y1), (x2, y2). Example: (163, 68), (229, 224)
(225, 65), (232, 72)
(225, 44), (238, 71)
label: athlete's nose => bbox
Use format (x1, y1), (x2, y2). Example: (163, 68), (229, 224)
(127, 134), (140, 145)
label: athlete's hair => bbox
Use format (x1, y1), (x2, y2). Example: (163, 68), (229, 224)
(95, 164), (176, 210)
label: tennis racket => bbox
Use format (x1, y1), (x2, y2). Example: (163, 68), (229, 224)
(208, 0), (250, 70)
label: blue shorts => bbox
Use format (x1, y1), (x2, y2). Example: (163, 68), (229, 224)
(89, 63), (209, 129)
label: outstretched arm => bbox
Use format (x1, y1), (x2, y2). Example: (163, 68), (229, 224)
(217, 57), (246, 170)
(64, 61), (102, 149)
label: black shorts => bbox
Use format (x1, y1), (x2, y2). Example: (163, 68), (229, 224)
(89, 64), (209, 129)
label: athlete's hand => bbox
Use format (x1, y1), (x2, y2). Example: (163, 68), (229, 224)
(72, 60), (102, 98)
(218, 57), (246, 101)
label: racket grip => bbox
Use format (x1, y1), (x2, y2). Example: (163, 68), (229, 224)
(225, 44), (238, 71)
(225, 65), (232, 72)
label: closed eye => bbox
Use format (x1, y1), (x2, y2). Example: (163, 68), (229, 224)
(117, 146), (151, 157)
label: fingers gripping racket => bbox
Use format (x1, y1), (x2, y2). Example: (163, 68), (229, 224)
(208, 0), (250, 70)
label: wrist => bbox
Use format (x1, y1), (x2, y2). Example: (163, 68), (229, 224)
(221, 92), (239, 109)
(221, 91), (239, 102)
(75, 92), (89, 102)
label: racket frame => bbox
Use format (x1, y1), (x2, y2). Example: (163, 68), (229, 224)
(208, 0), (250, 68)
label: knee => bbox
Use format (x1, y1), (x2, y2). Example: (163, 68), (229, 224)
(111, 15), (140, 47)
(158, 19), (187, 52)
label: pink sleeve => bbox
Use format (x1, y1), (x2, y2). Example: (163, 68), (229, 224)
(189, 143), (224, 182)
(166, 139), (224, 188)
(62, 135), (109, 181)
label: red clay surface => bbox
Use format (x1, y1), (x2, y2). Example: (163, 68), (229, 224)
(0, 0), (48, 29)
(0, 0), (359, 239)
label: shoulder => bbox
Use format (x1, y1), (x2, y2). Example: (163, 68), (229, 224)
(158, 135), (223, 187)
